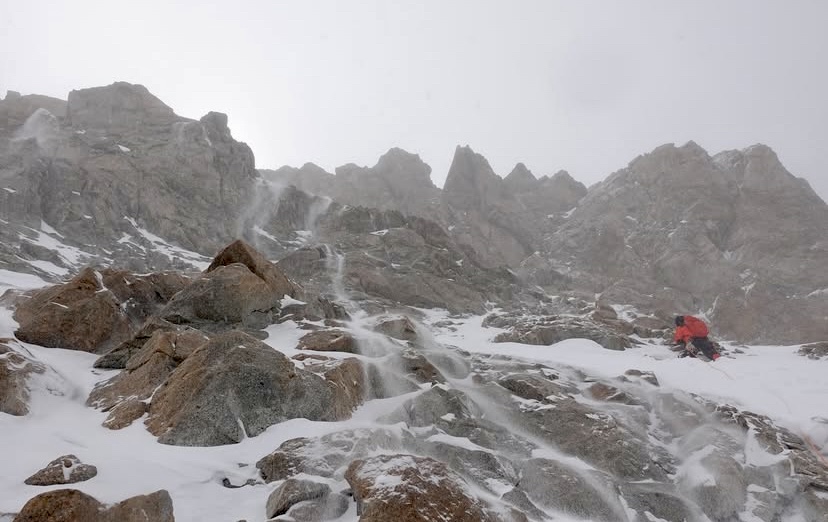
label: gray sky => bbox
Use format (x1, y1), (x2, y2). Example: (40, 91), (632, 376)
(2, 0), (827, 200)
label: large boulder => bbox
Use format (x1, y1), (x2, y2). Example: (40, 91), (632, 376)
(13, 267), (132, 353)
(105, 490), (175, 522)
(345, 454), (500, 522)
(265, 479), (349, 520)
(206, 239), (295, 296)
(297, 329), (357, 353)
(96, 269), (190, 325)
(257, 428), (405, 482)
(161, 240), (296, 330)
(87, 328), (208, 429)
(93, 317), (183, 369)
(145, 331), (341, 446)
(12, 489), (101, 522)
(0, 339), (45, 415)
(12, 267), (186, 353)
(373, 315), (417, 341)
(12, 488), (174, 522)
(381, 386), (482, 428)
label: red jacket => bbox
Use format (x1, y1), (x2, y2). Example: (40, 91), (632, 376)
(674, 316), (709, 343)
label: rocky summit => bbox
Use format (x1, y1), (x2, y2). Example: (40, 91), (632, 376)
(1, 84), (827, 521)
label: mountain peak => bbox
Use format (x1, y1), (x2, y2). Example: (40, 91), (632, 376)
(443, 145), (504, 210)
(375, 147), (433, 183)
(504, 162), (536, 189)
(67, 82), (182, 132)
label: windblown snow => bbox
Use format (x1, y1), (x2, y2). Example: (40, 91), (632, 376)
(0, 270), (826, 521)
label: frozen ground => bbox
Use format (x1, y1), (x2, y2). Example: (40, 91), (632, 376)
(1, 270), (826, 521)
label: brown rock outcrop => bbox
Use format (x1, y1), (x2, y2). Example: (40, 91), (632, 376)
(206, 239), (295, 297)
(161, 241), (296, 330)
(13, 489), (102, 522)
(373, 315), (417, 341)
(13, 267), (132, 353)
(345, 454), (499, 522)
(0, 339), (45, 415)
(297, 329), (357, 353)
(13, 488), (174, 522)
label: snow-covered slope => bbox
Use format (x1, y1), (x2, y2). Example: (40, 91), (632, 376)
(2, 268), (827, 521)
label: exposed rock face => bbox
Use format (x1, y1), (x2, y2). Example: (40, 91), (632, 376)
(504, 163), (586, 216)
(442, 146), (535, 267)
(66, 82), (179, 133)
(248, 340), (827, 522)
(264, 148), (441, 220)
(484, 310), (634, 350)
(13, 267), (187, 353)
(517, 458), (626, 521)
(0, 339), (45, 415)
(308, 206), (515, 314)
(145, 330), (341, 446)
(23, 455), (97, 486)
(87, 328), (207, 429)
(263, 162), (336, 200)
(799, 341), (828, 359)
(297, 329), (357, 353)
(535, 141), (828, 343)
(265, 478), (333, 519)
(1, 82), (258, 277)
(256, 428), (405, 482)
(0, 92), (66, 138)
(12, 488), (174, 522)
(267, 146), (585, 273)
(345, 454), (499, 522)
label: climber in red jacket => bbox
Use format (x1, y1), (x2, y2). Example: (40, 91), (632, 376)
(674, 315), (720, 361)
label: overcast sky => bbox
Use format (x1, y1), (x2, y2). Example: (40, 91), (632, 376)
(2, 0), (827, 200)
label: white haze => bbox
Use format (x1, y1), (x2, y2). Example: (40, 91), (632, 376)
(2, 0), (827, 200)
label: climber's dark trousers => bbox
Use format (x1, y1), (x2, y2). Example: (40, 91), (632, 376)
(690, 337), (718, 359)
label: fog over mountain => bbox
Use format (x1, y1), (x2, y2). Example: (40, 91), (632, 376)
(3, 1), (828, 200)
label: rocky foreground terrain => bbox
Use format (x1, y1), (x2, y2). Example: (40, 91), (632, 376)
(1, 83), (827, 521)
(2, 239), (827, 521)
